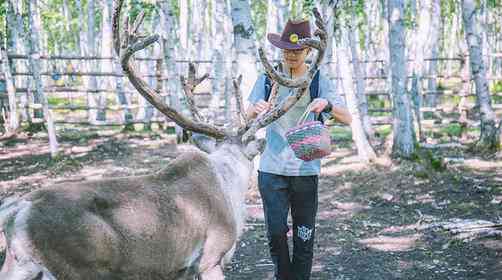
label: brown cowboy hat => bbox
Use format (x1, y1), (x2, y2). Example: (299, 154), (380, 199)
(267, 19), (311, 50)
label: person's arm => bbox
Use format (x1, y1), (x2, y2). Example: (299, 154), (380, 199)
(310, 99), (352, 125)
(310, 75), (352, 125)
(246, 101), (271, 120)
(246, 74), (268, 120)
(330, 104), (352, 125)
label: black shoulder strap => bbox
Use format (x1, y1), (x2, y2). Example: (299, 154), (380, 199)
(309, 70), (323, 122)
(309, 70), (320, 100)
(264, 64), (282, 101)
(264, 75), (273, 101)
(264, 68), (324, 122)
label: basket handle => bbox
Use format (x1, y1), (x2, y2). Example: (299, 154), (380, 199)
(297, 104), (313, 125)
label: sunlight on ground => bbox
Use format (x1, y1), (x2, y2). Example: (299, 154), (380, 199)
(321, 152), (369, 175)
(379, 223), (421, 234)
(0, 143), (51, 160)
(358, 234), (421, 252)
(246, 204), (264, 221)
(479, 240), (502, 250)
(462, 159), (502, 170)
(330, 201), (370, 213)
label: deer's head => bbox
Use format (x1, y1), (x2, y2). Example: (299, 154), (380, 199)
(112, 0), (327, 161)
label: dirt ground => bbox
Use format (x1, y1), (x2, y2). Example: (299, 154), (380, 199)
(1, 129), (501, 280)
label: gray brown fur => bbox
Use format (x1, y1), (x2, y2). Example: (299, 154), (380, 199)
(1, 149), (251, 279)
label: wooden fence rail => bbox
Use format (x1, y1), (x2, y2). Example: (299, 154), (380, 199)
(1, 54), (502, 132)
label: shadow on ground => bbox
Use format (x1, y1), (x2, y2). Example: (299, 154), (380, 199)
(1, 132), (501, 279)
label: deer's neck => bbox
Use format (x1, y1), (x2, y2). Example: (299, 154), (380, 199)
(209, 144), (252, 237)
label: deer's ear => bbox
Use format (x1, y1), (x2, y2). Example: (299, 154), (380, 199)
(190, 133), (217, 154)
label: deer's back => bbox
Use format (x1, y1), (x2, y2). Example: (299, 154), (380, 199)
(15, 151), (235, 279)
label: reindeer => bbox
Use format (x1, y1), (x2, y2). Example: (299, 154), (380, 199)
(0, 1), (327, 279)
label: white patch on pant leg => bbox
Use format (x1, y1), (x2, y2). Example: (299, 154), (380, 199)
(297, 225), (313, 242)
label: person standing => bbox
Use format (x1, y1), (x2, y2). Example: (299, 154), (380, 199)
(246, 19), (351, 280)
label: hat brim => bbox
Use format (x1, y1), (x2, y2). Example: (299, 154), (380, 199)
(267, 33), (307, 50)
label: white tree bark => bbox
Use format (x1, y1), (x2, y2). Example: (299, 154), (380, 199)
(425, 0), (441, 106)
(0, 32), (19, 132)
(137, 12), (159, 127)
(200, 0), (210, 60)
(348, 0), (374, 140)
(230, 0), (258, 109)
(106, 0), (132, 128)
(179, 0), (189, 57)
(27, 0), (59, 157)
(211, 0), (228, 123)
(388, 0), (416, 158)
(410, 0), (440, 108)
(101, 0), (114, 91)
(159, 0), (183, 140)
(7, 0), (29, 122)
(62, 0), (71, 49)
(338, 18), (377, 162)
(86, 0), (103, 123)
(461, 0), (500, 150)
(321, 1), (336, 80)
(266, 0), (289, 60)
(75, 0), (86, 56)
(190, 0), (205, 60)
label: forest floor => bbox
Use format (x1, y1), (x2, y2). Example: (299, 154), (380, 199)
(0, 128), (501, 280)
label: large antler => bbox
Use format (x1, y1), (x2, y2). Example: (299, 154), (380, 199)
(241, 8), (328, 142)
(180, 63), (209, 122)
(112, 0), (228, 139)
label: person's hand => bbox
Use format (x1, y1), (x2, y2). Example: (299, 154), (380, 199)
(254, 100), (271, 115)
(309, 98), (330, 113)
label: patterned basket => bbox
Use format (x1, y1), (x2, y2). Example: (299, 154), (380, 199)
(286, 119), (331, 161)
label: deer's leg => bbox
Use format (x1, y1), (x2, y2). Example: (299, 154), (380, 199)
(197, 228), (234, 279)
(221, 243), (236, 265)
(198, 264), (224, 280)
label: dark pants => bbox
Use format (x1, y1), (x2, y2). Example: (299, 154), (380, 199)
(258, 171), (319, 280)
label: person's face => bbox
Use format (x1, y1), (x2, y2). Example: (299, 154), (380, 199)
(282, 48), (310, 69)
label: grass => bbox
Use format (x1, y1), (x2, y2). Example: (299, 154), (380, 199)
(375, 125), (392, 138)
(491, 80), (502, 94)
(330, 126), (352, 142)
(440, 123), (463, 137)
(48, 96), (71, 106)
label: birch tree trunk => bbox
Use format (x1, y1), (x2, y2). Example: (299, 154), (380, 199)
(200, 0), (210, 60)
(26, 0), (44, 123)
(211, 0), (228, 123)
(321, 1), (336, 80)
(191, 0), (205, 60)
(230, 0), (258, 109)
(337, 35), (377, 162)
(410, 0), (440, 108)
(104, 0), (132, 129)
(159, 1), (183, 141)
(62, 0), (71, 52)
(266, 0), (288, 60)
(409, 0), (440, 140)
(8, 0), (29, 122)
(388, 0), (416, 158)
(27, 0), (59, 157)
(179, 0), (189, 59)
(137, 12), (159, 129)
(461, 0), (500, 151)
(348, 0), (374, 140)
(0, 32), (19, 133)
(101, 0), (114, 90)
(425, 0), (441, 106)
(5, 1), (22, 130)
(86, 0), (101, 123)
(75, 0), (85, 56)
